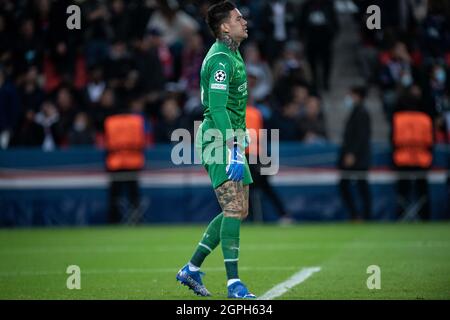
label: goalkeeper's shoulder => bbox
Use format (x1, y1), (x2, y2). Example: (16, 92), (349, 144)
(205, 49), (233, 67)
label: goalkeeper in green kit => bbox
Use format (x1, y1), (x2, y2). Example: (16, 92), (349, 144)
(176, 1), (256, 299)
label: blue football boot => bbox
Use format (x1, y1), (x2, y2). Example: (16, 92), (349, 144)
(227, 281), (256, 299)
(176, 264), (211, 297)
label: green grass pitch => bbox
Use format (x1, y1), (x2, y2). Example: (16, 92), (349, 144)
(0, 223), (449, 300)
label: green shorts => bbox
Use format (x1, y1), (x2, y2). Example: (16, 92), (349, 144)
(195, 120), (253, 189)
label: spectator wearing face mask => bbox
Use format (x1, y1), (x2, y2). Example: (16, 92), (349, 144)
(34, 100), (61, 151)
(379, 41), (416, 120)
(338, 86), (372, 221)
(423, 63), (448, 119)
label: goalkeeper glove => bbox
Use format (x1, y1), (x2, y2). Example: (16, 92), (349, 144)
(226, 140), (245, 182)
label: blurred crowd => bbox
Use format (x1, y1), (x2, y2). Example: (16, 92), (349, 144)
(355, 0), (450, 144)
(0, 0), (449, 151)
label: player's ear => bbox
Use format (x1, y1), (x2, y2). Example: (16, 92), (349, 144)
(220, 22), (230, 34)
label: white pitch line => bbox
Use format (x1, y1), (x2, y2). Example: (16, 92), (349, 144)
(0, 265), (300, 278)
(258, 267), (321, 300)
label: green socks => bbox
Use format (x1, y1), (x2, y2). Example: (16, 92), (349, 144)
(220, 216), (241, 280)
(190, 213), (223, 267)
(189, 214), (241, 281)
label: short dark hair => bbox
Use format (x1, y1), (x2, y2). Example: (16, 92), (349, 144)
(206, 1), (236, 38)
(350, 86), (367, 99)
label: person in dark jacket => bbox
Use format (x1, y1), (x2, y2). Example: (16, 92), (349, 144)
(297, 0), (339, 92)
(260, 0), (296, 65)
(0, 65), (20, 149)
(338, 86), (372, 221)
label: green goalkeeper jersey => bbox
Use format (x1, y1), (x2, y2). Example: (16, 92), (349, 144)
(200, 40), (248, 141)
(196, 40), (253, 188)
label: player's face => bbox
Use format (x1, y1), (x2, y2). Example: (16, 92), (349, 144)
(224, 9), (248, 42)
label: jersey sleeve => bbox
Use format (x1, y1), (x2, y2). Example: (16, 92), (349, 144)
(208, 53), (234, 144)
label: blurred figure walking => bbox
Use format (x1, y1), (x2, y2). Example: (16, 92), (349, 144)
(338, 86), (372, 221)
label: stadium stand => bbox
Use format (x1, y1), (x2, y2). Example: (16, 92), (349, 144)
(0, 0), (449, 225)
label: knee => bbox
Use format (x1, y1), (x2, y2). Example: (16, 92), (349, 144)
(223, 201), (247, 219)
(223, 205), (244, 219)
(241, 206), (249, 221)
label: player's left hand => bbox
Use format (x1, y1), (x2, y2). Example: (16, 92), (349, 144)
(226, 142), (245, 181)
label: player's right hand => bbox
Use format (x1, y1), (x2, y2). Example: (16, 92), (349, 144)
(226, 142), (244, 182)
